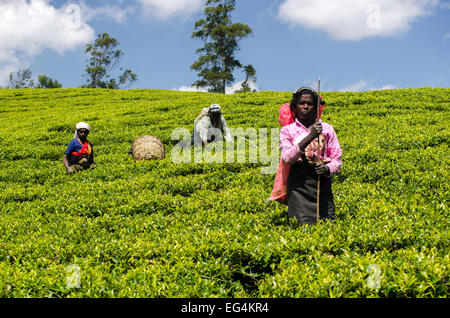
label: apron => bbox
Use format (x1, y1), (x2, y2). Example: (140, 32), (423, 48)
(286, 160), (335, 225)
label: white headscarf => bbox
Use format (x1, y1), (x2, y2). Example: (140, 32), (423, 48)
(209, 104), (221, 113)
(74, 122), (90, 139)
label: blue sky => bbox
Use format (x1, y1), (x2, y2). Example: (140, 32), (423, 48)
(1, 0), (449, 92)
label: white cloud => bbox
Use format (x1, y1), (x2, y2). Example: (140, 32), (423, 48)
(440, 2), (450, 9)
(175, 81), (259, 94)
(444, 32), (450, 40)
(0, 0), (94, 85)
(339, 80), (396, 92)
(137, 0), (204, 20)
(300, 77), (327, 92)
(0, 0), (137, 86)
(79, 1), (135, 24)
(339, 80), (371, 92)
(176, 85), (208, 92)
(374, 84), (397, 90)
(225, 81), (259, 94)
(278, 0), (441, 41)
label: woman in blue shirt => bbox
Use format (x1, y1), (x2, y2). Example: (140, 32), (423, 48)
(63, 122), (95, 174)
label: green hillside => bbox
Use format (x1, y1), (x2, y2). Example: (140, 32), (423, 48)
(0, 88), (448, 297)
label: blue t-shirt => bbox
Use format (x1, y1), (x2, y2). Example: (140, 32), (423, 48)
(65, 139), (83, 156)
(65, 139), (94, 165)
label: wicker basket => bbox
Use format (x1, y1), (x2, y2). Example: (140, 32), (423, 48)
(130, 135), (165, 161)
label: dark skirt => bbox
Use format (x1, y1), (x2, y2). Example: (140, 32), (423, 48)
(68, 153), (93, 167)
(68, 155), (93, 171)
(287, 161), (336, 225)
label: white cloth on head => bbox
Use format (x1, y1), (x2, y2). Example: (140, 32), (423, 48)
(74, 122), (90, 139)
(209, 104), (221, 113)
(193, 114), (232, 145)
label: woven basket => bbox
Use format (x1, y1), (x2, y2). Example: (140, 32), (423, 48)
(131, 135), (165, 161)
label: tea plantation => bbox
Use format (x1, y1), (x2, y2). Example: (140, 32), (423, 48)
(0, 88), (448, 297)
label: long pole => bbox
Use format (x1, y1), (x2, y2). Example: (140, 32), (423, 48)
(316, 77), (321, 223)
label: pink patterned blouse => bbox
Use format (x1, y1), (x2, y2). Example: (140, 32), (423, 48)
(280, 118), (342, 177)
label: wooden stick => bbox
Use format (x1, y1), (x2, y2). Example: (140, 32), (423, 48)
(316, 77), (321, 223)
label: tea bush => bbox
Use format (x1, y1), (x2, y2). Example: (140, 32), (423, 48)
(0, 87), (448, 297)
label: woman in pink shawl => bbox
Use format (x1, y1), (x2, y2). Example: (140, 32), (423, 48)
(269, 89), (325, 205)
(269, 87), (341, 225)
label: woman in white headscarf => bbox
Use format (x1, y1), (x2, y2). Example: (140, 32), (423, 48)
(193, 104), (232, 146)
(63, 122), (95, 174)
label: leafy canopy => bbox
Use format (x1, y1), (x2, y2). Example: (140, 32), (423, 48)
(36, 74), (62, 89)
(191, 0), (254, 94)
(236, 64), (257, 93)
(6, 69), (62, 89)
(83, 32), (137, 89)
(7, 69), (34, 89)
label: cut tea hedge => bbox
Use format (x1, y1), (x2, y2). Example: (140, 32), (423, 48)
(0, 88), (448, 297)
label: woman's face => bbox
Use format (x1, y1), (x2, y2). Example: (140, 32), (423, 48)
(295, 94), (316, 121)
(210, 111), (220, 122)
(78, 129), (89, 140)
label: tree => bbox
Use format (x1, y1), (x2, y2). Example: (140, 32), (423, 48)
(191, 0), (253, 94)
(83, 33), (137, 89)
(36, 74), (63, 88)
(7, 69), (34, 88)
(236, 64), (257, 93)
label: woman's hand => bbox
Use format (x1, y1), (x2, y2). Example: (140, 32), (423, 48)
(315, 162), (330, 176)
(309, 122), (323, 139)
(297, 122), (323, 152)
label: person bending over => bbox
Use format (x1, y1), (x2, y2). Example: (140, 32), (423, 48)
(193, 104), (232, 147)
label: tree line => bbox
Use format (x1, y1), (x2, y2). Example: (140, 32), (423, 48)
(2, 0), (255, 94)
